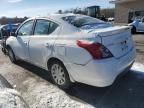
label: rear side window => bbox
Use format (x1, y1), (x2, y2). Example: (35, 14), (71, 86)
(34, 20), (50, 35)
(49, 22), (59, 34)
(34, 19), (59, 35)
(62, 16), (104, 28)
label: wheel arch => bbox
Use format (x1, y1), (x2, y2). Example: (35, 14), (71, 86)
(6, 44), (11, 49)
(131, 25), (137, 34)
(132, 25), (136, 29)
(47, 57), (64, 70)
(47, 57), (75, 82)
(6, 45), (13, 52)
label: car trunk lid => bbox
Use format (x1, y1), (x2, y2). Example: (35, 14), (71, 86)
(87, 26), (134, 59)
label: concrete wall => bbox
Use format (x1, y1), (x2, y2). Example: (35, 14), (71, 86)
(115, 0), (144, 23)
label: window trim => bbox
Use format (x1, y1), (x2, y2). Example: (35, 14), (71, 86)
(16, 19), (35, 36)
(33, 18), (59, 36)
(33, 19), (50, 35)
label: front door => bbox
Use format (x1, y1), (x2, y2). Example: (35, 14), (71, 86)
(12, 20), (34, 60)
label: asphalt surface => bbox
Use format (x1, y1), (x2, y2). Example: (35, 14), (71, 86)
(0, 34), (144, 108)
(133, 33), (144, 64)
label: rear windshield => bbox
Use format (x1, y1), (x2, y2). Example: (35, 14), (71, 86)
(62, 15), (104, 28)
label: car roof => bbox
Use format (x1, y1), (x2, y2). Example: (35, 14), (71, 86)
(53, 14), (95, 20)
(29, 14), (92, 22)
(22, 14), (82, 34)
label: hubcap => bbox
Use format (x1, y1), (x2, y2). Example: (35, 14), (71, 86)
(51, 64), (66, 85)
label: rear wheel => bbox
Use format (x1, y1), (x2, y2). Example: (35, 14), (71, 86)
(7, 47), (17, 63)
(49, 60), (72, 89)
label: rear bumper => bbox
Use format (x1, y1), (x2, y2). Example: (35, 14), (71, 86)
(67, 47), (136, 87)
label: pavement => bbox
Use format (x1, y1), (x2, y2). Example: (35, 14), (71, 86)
(0, 34), (144, 108)
(133, 33), (144, 64)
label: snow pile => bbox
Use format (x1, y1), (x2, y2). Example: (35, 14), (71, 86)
(0, 75), (13, 89)
(0, 89), (28, 108)
(0, 74), (28, 108)
(22, 78), (94, 108)
(131, 62), (144, 72)
(22, 62), (144, 108)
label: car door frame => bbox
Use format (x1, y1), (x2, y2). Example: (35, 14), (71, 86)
(13, 19), (36, 61)
(28, 18), (61, 68)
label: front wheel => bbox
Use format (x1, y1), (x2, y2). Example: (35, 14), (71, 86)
(49, 61), (72, 89)
(1, 48), (7, 55)
(7, 47), (17, 63)
(131, 26), (136, 34)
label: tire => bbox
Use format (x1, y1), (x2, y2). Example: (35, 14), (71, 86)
(131, 26), (136, 34)
(1, 48), (7, 55)
(49, 60), (72, 90)
(7, 47), (17, 63)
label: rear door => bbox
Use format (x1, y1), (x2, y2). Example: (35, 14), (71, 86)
(29, 19), (59, 67)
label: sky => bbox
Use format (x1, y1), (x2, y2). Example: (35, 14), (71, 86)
(0, 0), (114, 17)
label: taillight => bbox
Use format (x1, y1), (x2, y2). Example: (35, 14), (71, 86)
(77, 40), (113, 59)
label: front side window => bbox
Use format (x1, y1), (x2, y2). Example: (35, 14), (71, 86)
(17, 20), (34, 36)
(34, 19), (59, 35)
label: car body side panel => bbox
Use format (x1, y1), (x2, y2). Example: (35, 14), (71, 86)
(6, 36), (30, 60)
(129, 20), (144, 32)
(66, 47), (136, 87)
(29, 36), (57, 68)
(137, 22), (144, 32)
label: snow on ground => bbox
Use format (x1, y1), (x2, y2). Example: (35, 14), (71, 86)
(0, 74), (28, 108)
(0, 62), (95, 108)
(21, 62), (144, 108)
(0, 89), (28, 108)
(0, 53), (144, 108)
(131, 62), (144, 72)
(21, 77), (94, 108)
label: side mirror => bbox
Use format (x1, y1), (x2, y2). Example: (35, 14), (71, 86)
(10, 32), (17, 37)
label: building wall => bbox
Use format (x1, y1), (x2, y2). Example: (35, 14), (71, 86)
(115, 0), (144, 23)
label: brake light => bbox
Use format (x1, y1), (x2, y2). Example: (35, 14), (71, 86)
(77, 40), (113, 59)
